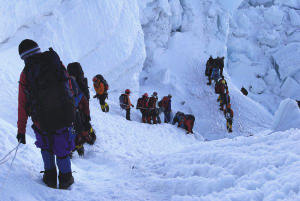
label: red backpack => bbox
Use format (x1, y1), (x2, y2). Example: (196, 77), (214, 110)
(158, 96), (169, 109)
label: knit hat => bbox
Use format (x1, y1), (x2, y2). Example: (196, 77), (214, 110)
(18, 39), (41, 60)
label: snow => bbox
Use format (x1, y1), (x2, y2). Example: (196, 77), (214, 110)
(217, 0), (244, 12)
(0, 0), (300, 200)
(272, 98), (300, 132)
(289, 9), (300, 27)
(264, 6), (284, 26)
(272, 42), (300, 80)
(280, 77), (300, 100)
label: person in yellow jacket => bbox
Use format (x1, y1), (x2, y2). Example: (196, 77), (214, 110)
(93, 75), (109, 112)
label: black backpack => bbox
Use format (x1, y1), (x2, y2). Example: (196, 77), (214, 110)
(96, 74), (109, 92)
(67, 62), (84, 79)
(67, 62), (90, 100)
(241, 87), (248, 96)
(24, 48), (76, 132)
(119, 94), (127, 109)
(77, 78), (90, 100)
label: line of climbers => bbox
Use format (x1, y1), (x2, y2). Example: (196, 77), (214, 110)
(16, 39), (196, 191)
(119, 91), (195, 134)
(205, 56), (234, 133)
(17, 39), (98, 190)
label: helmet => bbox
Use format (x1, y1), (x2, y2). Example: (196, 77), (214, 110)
(168, 94), (172, 98)
(153, 92), (158, 96)
(143, 93), (148, 97)
(125, 89), (131, 93)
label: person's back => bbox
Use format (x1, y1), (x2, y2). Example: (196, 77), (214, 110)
(17, 39), (75, 189)
(93, 75), (109, 112)
(184, 114), (195, 134)
(121, 89), (133, 121)
(224, 104), (234, 133)
(137, 93), (149, 123)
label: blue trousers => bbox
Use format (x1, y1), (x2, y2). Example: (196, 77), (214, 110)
(41, 150), (71, 173)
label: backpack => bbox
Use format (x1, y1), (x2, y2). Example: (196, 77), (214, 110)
(96, 74), (109, 92)
(241, 87), (248, 96)
(137, 98), (143, 109)
(148, 97), (157, 109)
(67, 62), (84, 79)
(67, 62), (90, 99)
(159, 96), (169, 109)
(119, 94), (127, 109)
(185, 114), (195, 121)
(176, 111), (185, 117)
(212, 68), (220, 79)
(24, 48), (76, 132)
(70, 77), (83, 107)
(225, 108), (232, 120)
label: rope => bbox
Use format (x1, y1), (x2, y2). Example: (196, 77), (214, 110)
(0, 142), (21, 195)
(0, 143), (21, 165)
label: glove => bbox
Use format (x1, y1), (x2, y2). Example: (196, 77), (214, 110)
(131, 105), (134, 107)
(17, 133), (26, 144)
(93, 94), (99, 99)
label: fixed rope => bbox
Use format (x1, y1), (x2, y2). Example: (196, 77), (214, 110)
(0, 142), (21, 195)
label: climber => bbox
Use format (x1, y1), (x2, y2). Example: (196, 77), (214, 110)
(136, 93), (149, 123)
(119, 89), (134, 121)
(93, 74), (109, 112)
(224, 104), (234, 133)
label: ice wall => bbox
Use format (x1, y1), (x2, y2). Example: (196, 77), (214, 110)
(228, 1), (300, 114)
(0, 0), (145, 99)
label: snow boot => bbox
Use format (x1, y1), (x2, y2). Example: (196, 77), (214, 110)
(59, 172), (74, 190)
(42, 168), (57, 188)
(229, 128), (233, 133)
(101, 103), (109, 113)
(76, 143), (84, 157)
(90, 127), (97, 141)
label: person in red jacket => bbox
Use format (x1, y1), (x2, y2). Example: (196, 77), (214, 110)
(121, 89), (134, 121)
(136, 93), (149, 123)
(148, 92), (158, 124)
(17, 39), (75, 189)
(69, 70), (93, 156)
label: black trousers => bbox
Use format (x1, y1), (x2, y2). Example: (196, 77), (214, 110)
(126, 108), (131, 120)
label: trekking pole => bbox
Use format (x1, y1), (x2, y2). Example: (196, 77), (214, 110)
(0, 141), (21, 195)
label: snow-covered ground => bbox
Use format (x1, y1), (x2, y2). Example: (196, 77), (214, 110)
(0, 0), (300, 200)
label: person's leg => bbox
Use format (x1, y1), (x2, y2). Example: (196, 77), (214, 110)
(52, 127), (75, 189)
(142, 111), (146, 123)
(126, 108), (131, 120)
(41, 150), (57, 188)
(100, 95), (106, 112)
(229, 119), (233, 132)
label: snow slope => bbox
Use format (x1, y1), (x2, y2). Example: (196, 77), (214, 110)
(1, 0), (300, 200)
(138, 0), (273, 140)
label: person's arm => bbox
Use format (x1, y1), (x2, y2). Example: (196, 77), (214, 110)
(80, 95), (90, 116)
(18, 72), (29, 135)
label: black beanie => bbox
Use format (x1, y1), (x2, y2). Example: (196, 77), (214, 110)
(18, 39), (40, 60)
